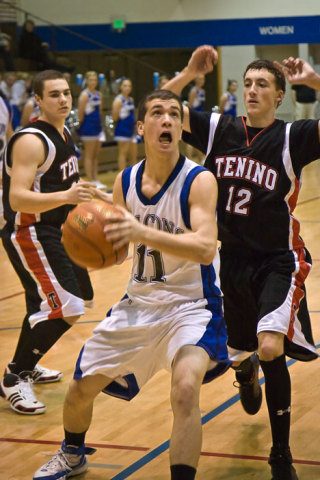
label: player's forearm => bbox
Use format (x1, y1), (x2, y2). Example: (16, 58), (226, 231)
(139, 226), (216, 265)
(306, 72), (320, 90)
(9, 188), (69, 214)
(162, 67), (196, 96)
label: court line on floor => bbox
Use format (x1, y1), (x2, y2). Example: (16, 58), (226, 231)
(0, 438), (149, 452)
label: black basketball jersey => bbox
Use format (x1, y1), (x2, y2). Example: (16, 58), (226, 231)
(3, 120), (80, 227)
(183, 110), (320, 253)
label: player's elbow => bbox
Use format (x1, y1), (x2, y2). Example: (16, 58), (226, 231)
(9, 190), (21, 212)
(197, 242), (217, 265)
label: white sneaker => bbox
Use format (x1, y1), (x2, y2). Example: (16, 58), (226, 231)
(6, 363), (63, 384)
(91, 180), (107, 191)
(31, 364), (63, 384)
(0, 372), (46, 415)
(33, 442), (88, 479)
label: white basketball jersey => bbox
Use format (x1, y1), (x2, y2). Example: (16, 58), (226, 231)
(122, 155), (221, 306)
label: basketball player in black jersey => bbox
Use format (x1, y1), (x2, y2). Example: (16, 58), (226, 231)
(163, 47), (320, 480)
(0, 70), (96, 415)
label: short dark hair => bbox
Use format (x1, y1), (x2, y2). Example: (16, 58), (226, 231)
(138, 89), (184, 121)
(243, 59), (286, 93)
(33, 70), (67, 98)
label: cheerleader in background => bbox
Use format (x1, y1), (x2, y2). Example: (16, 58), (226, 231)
(112, 78), (137, 171)
(219, 79), (238, 119)
(77, 71), (106, 190)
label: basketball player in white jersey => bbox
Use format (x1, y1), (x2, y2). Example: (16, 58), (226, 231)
(33, 89), (230, 480)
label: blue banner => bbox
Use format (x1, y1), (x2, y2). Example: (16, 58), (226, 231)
(37, 15), (320, 51)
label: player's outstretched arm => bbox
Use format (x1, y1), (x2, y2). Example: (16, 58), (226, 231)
(162, 45), (218, 132)
(274, 57), (320, 142)
(104, 170), (218, 265)
(163, 45), (218, 95)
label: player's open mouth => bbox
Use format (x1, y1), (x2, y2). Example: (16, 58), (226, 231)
(159, 132), (172, 143)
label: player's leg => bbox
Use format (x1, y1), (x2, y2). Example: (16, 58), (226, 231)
(0, 225), (90, 414)
(219, 249), (262, 415)
(169, 345), (210, 480)
(255, 250), (312, 480)
(258, 331), (298, 480)
(33, 374), (112, 480)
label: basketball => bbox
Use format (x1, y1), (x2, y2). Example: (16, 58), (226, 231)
(62, 200), (128, 269)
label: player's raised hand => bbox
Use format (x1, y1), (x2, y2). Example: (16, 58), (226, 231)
(187, 45), (218, 76)
(274, 57), (317, 86)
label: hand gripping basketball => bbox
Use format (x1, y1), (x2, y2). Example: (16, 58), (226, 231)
(62, 200), (128, 269)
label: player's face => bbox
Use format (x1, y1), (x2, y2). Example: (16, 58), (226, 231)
(137, 98), (183, 153)
(243, 69), (283, 123)
(37, 79), (72, 122)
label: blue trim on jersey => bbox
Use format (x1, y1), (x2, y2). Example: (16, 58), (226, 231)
(201, 264), (221, 298)
(122, 166), (133, 202)
(73, 346), (85, 380)
(102, 373), (140, 401)
(136, 156), (185, 205)
(180, 165), (206, 228)
(196, 296), (229, 363)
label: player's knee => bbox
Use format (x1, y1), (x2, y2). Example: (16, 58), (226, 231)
(171, 379), (199, 415)
(67, 379), (91, 405)
(258, 333), (284, 361)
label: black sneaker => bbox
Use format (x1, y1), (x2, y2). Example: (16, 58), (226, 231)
(234, 353), (262, 415)
(268, 446), (298, 480)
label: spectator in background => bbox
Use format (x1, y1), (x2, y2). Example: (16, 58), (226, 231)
(0, 29), (15, 71)
(219, 79), (238, 119)
(112, 78), (137, 170)
(291, 84), (317, 120)
(0, 72), (27, 130)
(18, 19), (73, 72)
(77, 71), (106, 190)
(159, 75), (170, 88)
(0, 88), (13, 229)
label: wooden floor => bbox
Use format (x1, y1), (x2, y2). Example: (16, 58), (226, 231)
(0, 162), (319, 480)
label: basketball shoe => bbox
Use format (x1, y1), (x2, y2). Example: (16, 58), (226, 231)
(268, 445), (299, 480)
(6, 362), (63, 384)
(234, 353), (262, 415)
(0, 372), (46, 414)
(33, 441), (96, 479)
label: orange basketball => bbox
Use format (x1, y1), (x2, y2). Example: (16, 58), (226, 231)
(61, 200), (128, 269)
